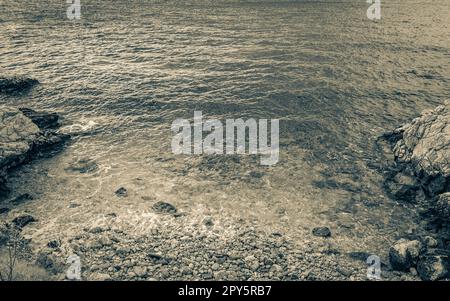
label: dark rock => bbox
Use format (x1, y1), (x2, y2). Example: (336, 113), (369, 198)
(47, 239), (61, 248)
(65, 158), (98, 174)
(0, 76), (39, 94)
(417, 255), (448, 281)
(385, 171), (420, 202)
(0, 208), (10, 214)
(203, 217), (214, 227)
(12, 214), (36, 228)
(312, 227), (331, 237)
(36, 251), (65, 274)
(10, 193), (33, 204)
(389, 239), (422, 271)
(152, 201), (177, 214)
(115, 187), (128, 197)
(434, 192), (450, 219)
(19, 108), (60, 130)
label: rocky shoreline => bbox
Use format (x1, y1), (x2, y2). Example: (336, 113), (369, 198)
(0, 77), (448, 281)
(381, 100), (449, 280)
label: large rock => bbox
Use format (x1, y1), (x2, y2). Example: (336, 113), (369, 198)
(392, 101), (449, 197)
(389, 239), (422, 271)
(0, 106), (68, 193)
(0, 76), (39, 94)
(417, 255), (449, 281)
(434, 192), (450, 219)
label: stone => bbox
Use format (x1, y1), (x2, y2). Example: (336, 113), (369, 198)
(435, 192), (450, 219)
(19, 108), (60, 130)
(115, 187), (128, 197)
(65, 158), (98, 174)
(417, 255), (448, 281)
(152, 201), (177, 214)
(0, 106), (68, 191)
(312, 227), (331, 238)
(389, 239), (422, 271)
(203, 217), (214, 227)
(0, 208), (10, 214)
(392, 101), (449, 197)
(423, 236), (438, 248)
(0, 76), (39, 94)
(12, 214), (36, 228)
(386, 171), (419, 202)
(133, 266), (148, 278)
(90, 272), (112, 281)
(47, 239), (61, 248)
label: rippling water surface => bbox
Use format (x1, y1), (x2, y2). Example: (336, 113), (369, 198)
(1, 1), (449, 256)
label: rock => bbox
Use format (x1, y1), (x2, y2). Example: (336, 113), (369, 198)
(434, 192), (450, 219)
(19, 108), (60, 130)
(386, 171), (420, 202)
(0, 106), (68, 192)
(392, 101), (449, 197)
(423, 236), (438, 248)
(10, 193), (33, 204)
(0, 208), (10, 214)
(90, 272), (112, 281)
(389, 239), (422, 271)
(417, 255), (448, 281)
(203, 217), (214, 227)
(0, 76), (39, 94)
(115, 187), (128, 197)
(133, 266), (148, 278)
(65, 158), (98, 174)
(12, 214), (36, 228)
(312, 227), (331, 237)
(36, 252), (65, 274)
(152, 201), (177, 214)
(47, 239), (61, 248)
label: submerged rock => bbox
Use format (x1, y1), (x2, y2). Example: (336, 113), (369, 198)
(115, 187), (128, 197)
(0, 76), (39, 94)
(12, 214), (36, 228)
(389, 239), (422, 271)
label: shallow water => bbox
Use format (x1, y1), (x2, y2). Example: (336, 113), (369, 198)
(1, 0), (449, 262)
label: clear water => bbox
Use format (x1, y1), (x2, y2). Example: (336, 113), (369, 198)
(0, 0), (449, 263)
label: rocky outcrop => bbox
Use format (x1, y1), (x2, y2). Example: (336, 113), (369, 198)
(392, 101), (449, 197)
(0, 76), (39, 94)
(0, 106), (68, 195)
(383, 101), (449, 280)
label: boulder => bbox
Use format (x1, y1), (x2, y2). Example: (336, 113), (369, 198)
(392, 101), (449, 197)
(152, 201), (177, 214)
(0, 106), (68, 194)
(12, 214), (36, 228)
(389, 239), (422, 271)
(312, 227), (331, 238)
(434, 192), (450, 219)
(417, 255), (449, 281)
(0, 76), (39, 94)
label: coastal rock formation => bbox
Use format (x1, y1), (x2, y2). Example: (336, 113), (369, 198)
(0, 106), (68, 194)
(383, 101), (449, 280)
(0, 76), (39, 94)
(392, 101), (449, 197)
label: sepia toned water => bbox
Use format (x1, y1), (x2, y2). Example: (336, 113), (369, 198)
(0, 0), (449, 262)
